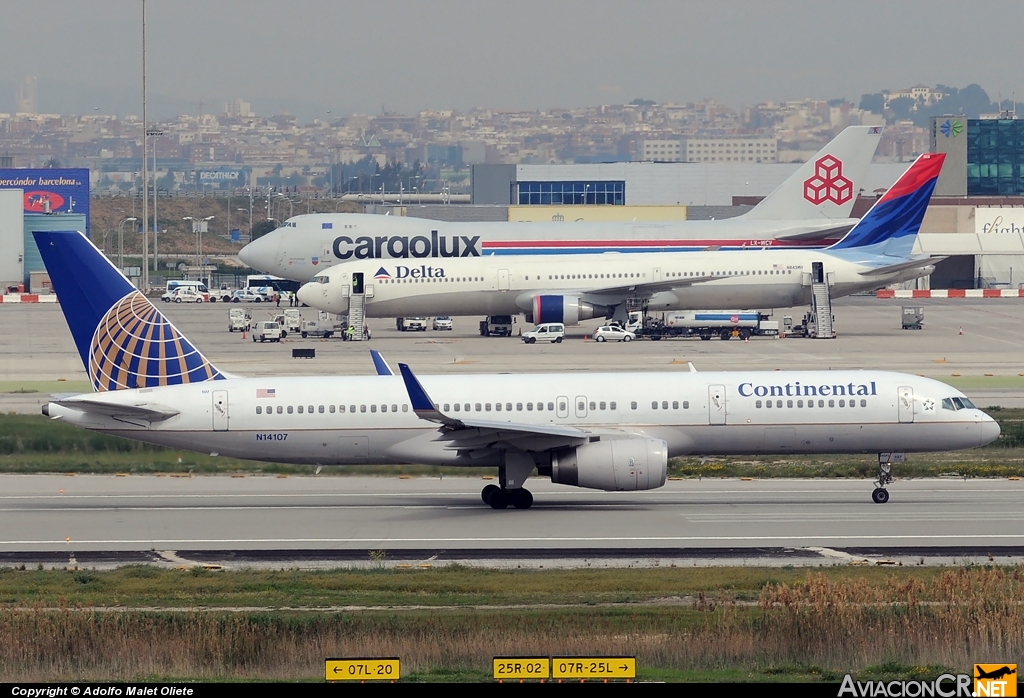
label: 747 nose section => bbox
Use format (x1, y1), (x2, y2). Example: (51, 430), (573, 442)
(238, 232), (281, 273)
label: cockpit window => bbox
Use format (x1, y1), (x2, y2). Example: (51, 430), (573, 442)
(314, 276), (329, 284)
(943, 396), (977, 411)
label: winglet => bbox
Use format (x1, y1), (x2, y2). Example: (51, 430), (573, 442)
(397, 363), (461, 427)
(370, 350), (394, 376)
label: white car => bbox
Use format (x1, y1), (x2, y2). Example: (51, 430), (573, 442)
(521, 323), (565, 344)
(592, 325), (635, 343)
(432, 316), (453, 330)
(169, 288), (207, 303)
(231, 289), (262, 303)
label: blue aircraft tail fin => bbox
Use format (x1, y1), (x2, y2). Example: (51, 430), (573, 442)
(33, 230), (225, 392)
(827, 153), (945, 259)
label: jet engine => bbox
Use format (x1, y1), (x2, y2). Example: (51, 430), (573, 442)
(532, 295), (613, 325)
(550, 438), (668, 491)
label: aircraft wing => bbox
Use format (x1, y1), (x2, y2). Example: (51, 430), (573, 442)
(54, 397), (181, 422)
(398, 363), (589, 451)
(580, 272), (726, 297)
(858, 256), (944, 277)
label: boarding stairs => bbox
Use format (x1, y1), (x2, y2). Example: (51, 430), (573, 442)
(809, 282), (834, 339)
(348, 293), (366, 341)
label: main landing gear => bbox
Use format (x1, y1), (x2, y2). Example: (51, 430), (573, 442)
(481, 484), (534, 509)
(872, 456), (896, 504)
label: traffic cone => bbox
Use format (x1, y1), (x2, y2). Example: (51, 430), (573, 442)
(241, 330), (246, 339)
(958, 326), (963, 335)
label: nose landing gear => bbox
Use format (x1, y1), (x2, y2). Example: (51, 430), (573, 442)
(872, 457), (896, 504)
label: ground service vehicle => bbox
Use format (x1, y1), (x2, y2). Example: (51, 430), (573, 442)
(228, 308), (251, 332)
(480, 315), (513, 337)
(522, 323), (565, 344)
(301, 311), (343, 338)
(398, 317), (427, 331)
(593, 325), (635, 342)
(232, 289), (262, 303)
(252, 321), (283, 342)
(634, 311), (779, 341)
(282, 308), (302, 335)
(170, 288), (207, 303)
(432, 316), (453, 330)
(902, 306), (924, 330)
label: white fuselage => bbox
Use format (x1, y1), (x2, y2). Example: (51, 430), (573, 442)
(48, 371), (995, 467)
(296, 248), (929, 319)
(240, 213), (853, 283)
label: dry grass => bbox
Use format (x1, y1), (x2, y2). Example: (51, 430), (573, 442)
(0, 566), (1021, 681)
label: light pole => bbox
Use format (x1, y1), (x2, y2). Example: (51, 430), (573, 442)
(118, 216), (138, 271)
(147, 127), (163, 271)
(183, 215), (214, 268)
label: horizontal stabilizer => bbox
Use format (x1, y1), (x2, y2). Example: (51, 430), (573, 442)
(858, 257), (944, 277)
(55, 397), (180, 422)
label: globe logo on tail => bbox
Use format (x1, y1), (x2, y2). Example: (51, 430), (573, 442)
(89, 291), (224, 392)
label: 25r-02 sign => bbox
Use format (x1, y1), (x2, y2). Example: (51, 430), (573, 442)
(325, 658), (400, 681)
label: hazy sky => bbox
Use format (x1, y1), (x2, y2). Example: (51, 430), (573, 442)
(1, 0), (1021, 120)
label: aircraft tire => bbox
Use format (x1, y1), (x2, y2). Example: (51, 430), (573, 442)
(511, 488), (533, 509)
(481, 484), (500, 505)
(488, 488), (509, 510)
(871, 488), (890, 504)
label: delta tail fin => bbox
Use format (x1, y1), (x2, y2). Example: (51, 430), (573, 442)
(826, 152), (944, 259)
(33, 230), (225, 392)
(743, 125), (882, 221)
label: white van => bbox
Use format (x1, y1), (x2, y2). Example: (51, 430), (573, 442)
(162, 280), (210, 303)
(521, 323), (565, 344)
(252, 321), (283, 343)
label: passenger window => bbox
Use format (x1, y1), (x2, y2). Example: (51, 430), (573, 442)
(631, 401), (637, 410)
(682, 401), (689, 409)
(453, 403), (460, 411)
(517, 403), (523, 411)
(360, 405), (367, 413)
(610, 402), (617, 410)
(506, 403), (512, 411)
(475, 403), (482, 412)
(548, 402), (554, 411)
(860, 399), (866, 407)
(444, 404), (450, 411)
(381, 405), (388, 413)
(370, 405), (377, 413)
(652, 401), (658, 410)
(277, 406), (283, 414)
(662, 401), (668, 410)
(308, 405), (313, 413)
(256, 406), (262, 414)
(766, 400), (772, 409)
(828, 400), (835, 408)
(318, 405), (324, 414)
(287, 406), (293, 414)
(537, 402), (544, 412)
(776, 400), (782, 408)
(838, 399), (845, 407)
(672, 401), (678, 410)
(495, 403), (502, 411)
(464, 404), (470, 412)
(329, 405), (335, 414)
(756, 400), (762, 408)
(402, 404), (408, 412)
(349, 405), (355, 413)
(787, 400), (793, 408)
(578, 401), (585, 411)
(297, 405), (304, 414)
(600, 402), (606, 410)
(485, 403), (491, 411)
(797, 400), (803, 408)
(589, 401), (596, 411)
(527, 403), (533, 411)
(818, 400), (824, 408)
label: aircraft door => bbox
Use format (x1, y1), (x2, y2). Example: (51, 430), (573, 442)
(812, 262), (825, 284)
(708, 384), (726, 425)
(652, 266), (662, 283)
(575, 395), (588, 418)
(498, 269), (510, 291)
(898, 386), (914, 423)
(212, 390), (229, 431)
(557, 396), (569, 419)
(352, 272), (364, 295)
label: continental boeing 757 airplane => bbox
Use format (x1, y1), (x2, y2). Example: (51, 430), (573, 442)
(297, 154), (944, 325)
(35, 228), (996, 509)
(239, 126), (883, 280)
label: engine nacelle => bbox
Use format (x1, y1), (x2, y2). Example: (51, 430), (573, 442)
(533, 295), (612, 326)
(550, 438), (668, 491)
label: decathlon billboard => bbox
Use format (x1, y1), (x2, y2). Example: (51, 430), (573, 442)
(0, 168), (91, 238)
(196, 168), (248, 188)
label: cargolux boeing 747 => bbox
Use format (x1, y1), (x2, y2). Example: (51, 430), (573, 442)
(239, 126), (883, 281)
(34, 223), (996, 509)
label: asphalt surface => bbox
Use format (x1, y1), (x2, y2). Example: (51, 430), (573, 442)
(0, 474), (1020, 568)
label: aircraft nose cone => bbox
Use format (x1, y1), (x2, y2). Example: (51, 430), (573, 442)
(239, 233), (279, 272)
(980, 417), (1001, 447)
(296, 281), (321, 309)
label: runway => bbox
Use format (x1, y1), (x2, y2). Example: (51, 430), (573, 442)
(1, 474), (1021, 568)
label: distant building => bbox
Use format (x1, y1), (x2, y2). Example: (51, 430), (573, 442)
(638, 139), (684, 162)
(15, 76), (37, 114)
(683, 136), (777, 163)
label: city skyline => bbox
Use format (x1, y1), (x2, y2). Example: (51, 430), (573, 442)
(0, 0), (1022, 121)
